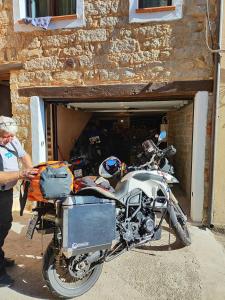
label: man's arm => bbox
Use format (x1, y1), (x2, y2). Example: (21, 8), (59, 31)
(20, 153), (33, 169)
(0, 169), (39, 185)
(12, 138), (33, 169)
(0, 171), (20, 185)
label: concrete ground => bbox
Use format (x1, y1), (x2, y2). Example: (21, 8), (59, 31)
(213, 231), (225, 250)
(1, 212), (225, 300)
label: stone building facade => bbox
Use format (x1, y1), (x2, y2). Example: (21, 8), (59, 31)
(212, 0), (225, 229)
(0, 0), (220, 224)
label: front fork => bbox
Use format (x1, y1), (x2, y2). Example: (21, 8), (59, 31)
(167, 190), (187, 225)
(169, 190), (178, 205)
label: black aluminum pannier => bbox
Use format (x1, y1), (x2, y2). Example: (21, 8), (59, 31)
(61, 195), (116, 255)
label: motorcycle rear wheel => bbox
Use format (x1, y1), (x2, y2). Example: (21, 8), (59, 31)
(42, 242), (103, 299)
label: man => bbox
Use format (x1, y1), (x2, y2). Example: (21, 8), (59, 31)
(0, 116), (38, 287)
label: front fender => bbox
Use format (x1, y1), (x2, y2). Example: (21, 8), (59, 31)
(167, 202), (187, 226)
(167, 204), (178, 226)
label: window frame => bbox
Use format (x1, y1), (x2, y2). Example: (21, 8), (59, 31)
(138, 0), (173, 9)
(129, 0), (183, 23)
(13, 0), (85, 32)
(26, 0), (77, 19)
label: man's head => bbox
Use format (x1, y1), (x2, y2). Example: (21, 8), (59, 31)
(0, 116), (18, 145)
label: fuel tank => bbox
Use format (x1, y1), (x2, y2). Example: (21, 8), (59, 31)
(115, 170), (169, 200)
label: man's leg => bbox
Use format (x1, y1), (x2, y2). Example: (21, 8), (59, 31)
(0, 189), (14, 286)
(0, 224), (12, 271)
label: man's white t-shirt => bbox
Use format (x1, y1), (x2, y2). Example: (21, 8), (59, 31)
(0, 138), (26, 190)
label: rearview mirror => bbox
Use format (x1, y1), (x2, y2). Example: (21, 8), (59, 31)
(158, 131), (167, 142)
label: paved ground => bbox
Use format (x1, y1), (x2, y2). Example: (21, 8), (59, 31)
(1, 212), (225, 300)
(213, 231), (225, 250)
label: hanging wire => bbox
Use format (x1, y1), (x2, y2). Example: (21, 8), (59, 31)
(205, 0), (225, 53)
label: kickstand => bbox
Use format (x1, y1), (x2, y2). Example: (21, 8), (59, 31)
(41, 217), (44, 256)
(41, 234), (44, 256)
(168, 214), (172, 251)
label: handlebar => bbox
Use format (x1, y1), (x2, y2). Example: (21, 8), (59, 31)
(157, 145), (176, 158)
(128, 143), (176, 171)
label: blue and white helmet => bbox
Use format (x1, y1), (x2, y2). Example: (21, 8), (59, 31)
(99, 156), (121, 178)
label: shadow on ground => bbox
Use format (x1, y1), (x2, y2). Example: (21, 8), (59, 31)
(136, 225), (185, 252)
(5, 213), (56, 299)
(4, 213), (185, 300)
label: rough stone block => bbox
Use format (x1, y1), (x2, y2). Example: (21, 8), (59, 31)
(78, 29), (107, 42)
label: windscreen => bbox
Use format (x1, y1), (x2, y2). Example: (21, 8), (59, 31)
(142, 139), (157, 153)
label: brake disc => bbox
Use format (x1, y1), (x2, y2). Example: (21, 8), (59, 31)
(68, 255), (91, 280)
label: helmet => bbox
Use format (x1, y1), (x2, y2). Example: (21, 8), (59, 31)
(99, 156), (121, 178)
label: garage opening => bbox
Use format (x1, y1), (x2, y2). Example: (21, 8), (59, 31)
(44, 99), (193, 215)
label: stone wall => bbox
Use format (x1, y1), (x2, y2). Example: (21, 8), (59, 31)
(167, 102), (194, 199)
(0, 0), (217, 86)
(0, 0), (217, 152)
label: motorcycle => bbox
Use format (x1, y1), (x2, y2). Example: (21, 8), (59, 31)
(26, 131), (191, 299)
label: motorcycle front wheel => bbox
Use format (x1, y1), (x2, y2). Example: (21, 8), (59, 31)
(167, 203), (191, 246)
(42, 242), (103, 299)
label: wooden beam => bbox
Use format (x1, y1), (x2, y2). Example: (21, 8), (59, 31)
(18, 80), (213, 99)
(0, 62), (23, 74)
(44, 93), (194, 103)
(0, 73), (10, 80)
(136, 6), (176, 14)
(18, 14), (77, 25)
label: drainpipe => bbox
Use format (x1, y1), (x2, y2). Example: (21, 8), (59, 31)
(207, 0), (223, 226)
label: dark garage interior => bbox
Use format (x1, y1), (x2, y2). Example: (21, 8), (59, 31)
(45, 99), (194, 215)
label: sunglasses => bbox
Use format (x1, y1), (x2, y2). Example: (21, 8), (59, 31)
(0, 121), (18, 125)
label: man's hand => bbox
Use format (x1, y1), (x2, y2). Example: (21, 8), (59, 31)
(19, 168), (39, 180)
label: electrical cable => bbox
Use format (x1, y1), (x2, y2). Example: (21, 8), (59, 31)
(205, 0), (225, 53)
(206, 0), (214, 45)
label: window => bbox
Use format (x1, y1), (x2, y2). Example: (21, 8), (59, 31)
(13, 0), (85, 31)
(129, 0), (183, 23)
(26, 0), (76, 18)
(139, 0), (172, 8)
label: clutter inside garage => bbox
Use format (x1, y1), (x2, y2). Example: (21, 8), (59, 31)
(68, 113), (166, 177)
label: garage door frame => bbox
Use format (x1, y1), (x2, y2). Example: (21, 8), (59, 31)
(29, 82), (212, 223)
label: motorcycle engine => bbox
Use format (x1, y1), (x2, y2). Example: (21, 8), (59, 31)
(122, 221), (140, 242)
(120, 210), (155, 243)
(143, 215), (155, 234)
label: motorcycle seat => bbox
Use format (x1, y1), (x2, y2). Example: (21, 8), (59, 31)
(76, 186), (119, 201)
(77, 182), (130, 205)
